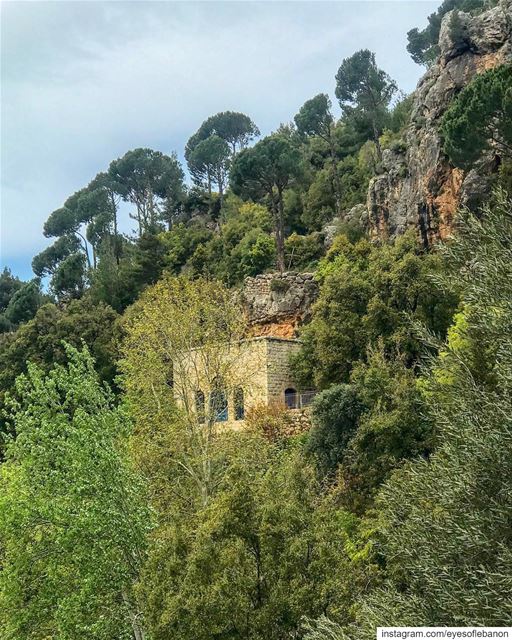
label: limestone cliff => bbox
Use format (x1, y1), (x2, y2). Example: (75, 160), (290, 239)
(367, 0), (511, 245)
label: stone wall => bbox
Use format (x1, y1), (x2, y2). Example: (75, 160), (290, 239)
(265, 338), (301, 403)
(243, 272), (318, 338)
(175, 337), (268, 424)
(288, 408), (312, 435)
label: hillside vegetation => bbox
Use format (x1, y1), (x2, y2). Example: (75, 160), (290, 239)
(1, 1), (511, 638)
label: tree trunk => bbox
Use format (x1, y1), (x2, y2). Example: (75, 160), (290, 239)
(77, 232), (91, 270)
(217, 166), (224, 207)
(147, 185), (157, 230)
(122, 591), (146, 640)
(275, 187), (286, 273)
(110, 191), (120, 265)
(136, 204), (142, 237)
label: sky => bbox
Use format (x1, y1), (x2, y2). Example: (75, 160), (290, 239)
(1, 0), (437, 280)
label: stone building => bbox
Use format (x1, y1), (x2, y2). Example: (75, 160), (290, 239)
(175, 335), (312, 428)
(174, 272), (318, 428)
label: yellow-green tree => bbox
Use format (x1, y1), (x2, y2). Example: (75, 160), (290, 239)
(119, 275), (253, 508)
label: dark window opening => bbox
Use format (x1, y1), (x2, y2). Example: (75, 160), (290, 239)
(210, 384), (228, 422)
(195, 390), (205, 424)
(284, 387), (297, 409)
(234, 387), (245, 421)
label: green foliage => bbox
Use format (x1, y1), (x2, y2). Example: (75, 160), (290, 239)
(92, 228), (190, 311)
(303, 617), (344, 640)
(342, 351), (433, 512)
(442, 63), (512, 169)
(295, 93), (344, 216)
(337, 155), (372, 209)
(335, 50), (397, 157)
(227, 230), (276, 281)
(3, 281), (43, 327)
(189, 134), (231, 197)
(50, 252), (87, 299)
(284, 232), (324, 271)
(345, 193), (512, 631)
(307, 384), (364, 477)
(0, 297), (119, 448)
(244, 401), (295, 441)
(301, 146), (371, 232)
(32, 236), (87, 300)
(231, 133), (304, 271)
(108, 147), (185, 234)
(0, 268), (23, 313)
(0, 346), (150, 639)
(137, 430), (359, 640)
(190, 111), (260, 155)
(6, 27), (512, 639)
(302, 168), (336, 230)
(292, 232), (456, 388)
(295, 94), (334, 140)
(32, 235), (81, 277)
(88, 240), (139, 312)
(305, 349), (432, 512)
(186, 111), (260, 194)
(120, 275), (372, 638)
(388, 93), (414, 133)
(497, 159), (512, 195)
(406, 0), (488, 66)
(165, 200), (275, 284)
(162, 223), (214, 273)
(0, 273), (45, 333)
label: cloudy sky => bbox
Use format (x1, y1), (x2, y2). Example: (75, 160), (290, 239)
(1, 0), (437, 280)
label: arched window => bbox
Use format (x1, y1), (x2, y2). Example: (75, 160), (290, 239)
(284, 387), (297, 409)
(234, 387), (244, 421)
(195, 390), (205, 424)
(210, 380), (228, 422)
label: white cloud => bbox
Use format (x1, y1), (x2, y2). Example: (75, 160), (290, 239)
(1, 0), (437, 278)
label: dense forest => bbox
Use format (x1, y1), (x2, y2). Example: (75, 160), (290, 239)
(1, 0), (512, 638)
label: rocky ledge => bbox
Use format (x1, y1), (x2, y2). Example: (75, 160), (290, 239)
(242, 272), (318, 338)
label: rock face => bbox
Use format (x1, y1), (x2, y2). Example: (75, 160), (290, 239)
(242, 272), (318, 338)
(368, 0), (512, 245)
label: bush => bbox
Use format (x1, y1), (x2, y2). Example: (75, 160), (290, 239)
(284, 232), (325, 271)
(307, 384), (364, 477)
(245, 401), (297, 441)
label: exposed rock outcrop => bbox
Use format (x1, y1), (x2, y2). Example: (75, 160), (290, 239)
(368, 0), (512, 245)
(322, 204), (368, 248)
(242, 272), (318, 338)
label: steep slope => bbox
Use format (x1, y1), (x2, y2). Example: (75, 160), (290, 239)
(367, 0), (511, 245)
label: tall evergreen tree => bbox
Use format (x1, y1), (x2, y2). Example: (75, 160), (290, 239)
(335, 50), (397, 160)
(230, 134), (303, 271)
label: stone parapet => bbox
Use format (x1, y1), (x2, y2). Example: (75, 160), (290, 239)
(242, 272), (318, 338)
